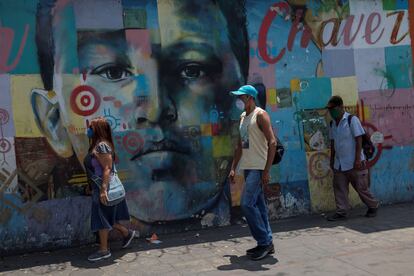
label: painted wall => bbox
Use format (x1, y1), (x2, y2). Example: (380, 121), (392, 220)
(1, 0), (413, 254)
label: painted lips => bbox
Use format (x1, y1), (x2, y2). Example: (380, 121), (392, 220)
(130, 139), (191, 161)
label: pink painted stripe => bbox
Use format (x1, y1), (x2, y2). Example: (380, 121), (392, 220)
(103, 96), (115, 101)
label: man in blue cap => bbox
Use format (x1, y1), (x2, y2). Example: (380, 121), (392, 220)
(229, 85), (277, 260)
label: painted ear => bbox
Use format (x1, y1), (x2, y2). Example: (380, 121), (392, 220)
(31, 89), (74, 158)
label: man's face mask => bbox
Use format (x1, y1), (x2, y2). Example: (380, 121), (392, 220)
(235, 98), (246, 111)
(329, 107), (341, 119)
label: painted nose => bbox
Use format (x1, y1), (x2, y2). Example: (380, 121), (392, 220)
(134, 75), (177, 128)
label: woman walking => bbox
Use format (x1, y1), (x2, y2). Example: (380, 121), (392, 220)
(84, 117), (135, 262)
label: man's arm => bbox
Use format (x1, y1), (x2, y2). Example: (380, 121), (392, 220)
(354, 135), (363, 169)
(257, 111), (277, 185)
(350, 116), (365, 170)
(229, 137), (242, 184)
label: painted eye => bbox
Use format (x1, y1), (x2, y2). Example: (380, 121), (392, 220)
(100, 67), (132, 81)
(180, 64), (206, 80)
(92, 64), (133, 82)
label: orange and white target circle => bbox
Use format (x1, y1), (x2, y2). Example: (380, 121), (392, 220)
(70, 85), (101, 116)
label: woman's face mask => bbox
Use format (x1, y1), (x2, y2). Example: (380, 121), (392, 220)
(235, 98), (245, 111)
(86, 127), (94, 138)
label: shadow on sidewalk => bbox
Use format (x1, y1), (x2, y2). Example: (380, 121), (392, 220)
(217, 255), (278, 272)
(1, 202), (413, 272)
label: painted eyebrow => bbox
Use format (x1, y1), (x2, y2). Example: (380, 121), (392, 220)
(160, 41), (218, 59)
(78, 44), (132, 71)
(77, 32), (130, 69)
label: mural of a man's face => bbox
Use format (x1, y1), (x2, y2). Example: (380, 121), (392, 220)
(32, 0), (245, 223)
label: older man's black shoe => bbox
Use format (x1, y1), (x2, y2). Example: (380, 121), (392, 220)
(250, 243), (274, 260)
(327, 213), (347, 221)
(246, 243), (275, 256)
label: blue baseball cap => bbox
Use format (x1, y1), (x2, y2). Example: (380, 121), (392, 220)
(230, 85), (258, 98)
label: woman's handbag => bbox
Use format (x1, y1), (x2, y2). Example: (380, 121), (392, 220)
(91, 172), (126, 206)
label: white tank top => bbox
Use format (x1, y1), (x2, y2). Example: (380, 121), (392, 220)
(238, 107), (268, 170)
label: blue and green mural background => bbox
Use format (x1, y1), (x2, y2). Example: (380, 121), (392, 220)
(1, 0), (414, 254)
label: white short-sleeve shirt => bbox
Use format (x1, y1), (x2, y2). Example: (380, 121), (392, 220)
(329, 112), (365, 171)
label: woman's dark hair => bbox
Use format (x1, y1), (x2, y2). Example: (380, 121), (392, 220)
(88, 117), (116, 155)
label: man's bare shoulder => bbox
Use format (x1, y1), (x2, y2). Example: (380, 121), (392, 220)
(256, 108), (269, 118)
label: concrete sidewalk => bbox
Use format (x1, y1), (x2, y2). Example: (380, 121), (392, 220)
(1, 202), (413, 276)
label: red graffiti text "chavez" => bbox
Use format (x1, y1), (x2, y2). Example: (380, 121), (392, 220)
(258, 2), (408, 65)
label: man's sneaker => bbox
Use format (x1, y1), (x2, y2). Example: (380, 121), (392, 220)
(250, 243), (274, 261)
(87, 250), (111, 262)
(327, 213), (347, 221)
(365, 208), (378, 218)
(122, 230), (136, 248)
(246, 244), (275, 256)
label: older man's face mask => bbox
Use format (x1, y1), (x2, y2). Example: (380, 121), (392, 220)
(328, 107), (341, 119)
